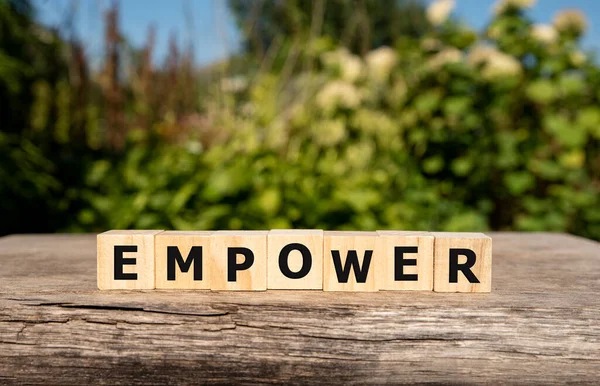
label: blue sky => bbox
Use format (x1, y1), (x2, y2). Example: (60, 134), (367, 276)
(35, 0), (241, 65)
(35, 0), (599, 66)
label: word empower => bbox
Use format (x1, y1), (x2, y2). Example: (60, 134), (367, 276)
(97, 230), (492, 292)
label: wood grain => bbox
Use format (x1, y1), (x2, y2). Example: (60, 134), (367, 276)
(1, 232), (599, 384)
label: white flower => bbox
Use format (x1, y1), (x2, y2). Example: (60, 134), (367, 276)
(345, 142), (375, 168)
(467, 45), (497, 66)
(321, 48), (363, 82)
(240, 102), (255, 116)
(342, 55), (363, 82)
(366, 47), (397, 81)
(185, 140), (203, 155)
(570, 51), (587, 67)
(220, 75), (247, 93)
(421, 37), (442, 52)
(311, 119), (347, 146)
(265, 119), (288, 150)
(352, 110), (397, 137)
(483, 52), (522, 79)
(494, 0), (536, 15)
(387, 77), (408, 106)
(468, 45), (522, 79)
(531, 24), (558, 44)
(427, 47), (463, 70)
(553, 9), (588, 36)
(426, 0), (455, 26)
(316, 81), (362, 113)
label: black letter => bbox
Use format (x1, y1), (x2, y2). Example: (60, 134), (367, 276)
(395, 246), (418, 281)
(279, 243), (312, 279)
(114, 245), (137, 280)
(449, 248), (480, 283)
(228, 247), (254, 282)
(331, 250), (373, 283)
(167, 246), (203, 281)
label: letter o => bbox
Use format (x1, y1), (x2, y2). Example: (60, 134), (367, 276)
(279, 243), (312, 279)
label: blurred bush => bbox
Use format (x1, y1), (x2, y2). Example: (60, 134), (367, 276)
(1, 0), (599, 239)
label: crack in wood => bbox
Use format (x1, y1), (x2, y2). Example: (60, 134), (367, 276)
(20, 301), (230, 318)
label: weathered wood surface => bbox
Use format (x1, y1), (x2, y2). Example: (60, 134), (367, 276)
(0, 233), (599, 385)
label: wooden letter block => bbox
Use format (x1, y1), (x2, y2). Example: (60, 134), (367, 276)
(376, 231), (434, 291)
(97, 230), (163, 290)
(209, 231), (268, 291)
(323, 231), (378, 292)
(432, 232), (492, 293)
(267, 230), (323, 290)
(155, 231), (212, 289)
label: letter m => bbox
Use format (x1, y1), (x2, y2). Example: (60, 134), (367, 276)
(167, 246), (203, 281)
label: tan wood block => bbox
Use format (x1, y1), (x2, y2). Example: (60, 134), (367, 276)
(432, 232), (492, 292)
(97, 230), (163, 290)
(267, 230), (323, 289)
(155, 231), (213, 289)
(376, 231), (434, 291)
(323, 231), (379, 292)
(209, 231), (268, 291)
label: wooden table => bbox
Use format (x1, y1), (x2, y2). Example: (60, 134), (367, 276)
(1, 233), (599, 384)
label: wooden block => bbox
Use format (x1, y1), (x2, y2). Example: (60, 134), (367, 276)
(323, 231), (378, 291)
(155, 231), (212, 289)
(432, 232), (492, 293)
(267, 229), (323, 289)
(97, 230), (163, 290)
(376, 231), (434, 291)
(209, 231), (268, 291)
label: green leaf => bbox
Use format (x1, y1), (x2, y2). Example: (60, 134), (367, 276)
(504, 172), (534, 195)
(257, 188), (281, 216)
(414, 90), (442, 116)
(577, 107), (600, 139)
(443, 96), (471, 117)
(544, 114), (587, 148)
(451, 157), (473, 176)
(525, 79), (557, 104)
(423, 156), (444, 174)
(558, 74), (585, 97)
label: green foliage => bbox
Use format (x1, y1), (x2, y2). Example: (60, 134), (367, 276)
(229, 0), (431, 57)
(1, 0), (600, 240)
(0, 131), (61, 234)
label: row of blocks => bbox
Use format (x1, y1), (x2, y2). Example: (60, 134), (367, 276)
(98, 230), (492, 292)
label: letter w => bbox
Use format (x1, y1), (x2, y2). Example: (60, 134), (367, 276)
(331, 250), (373, 283)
